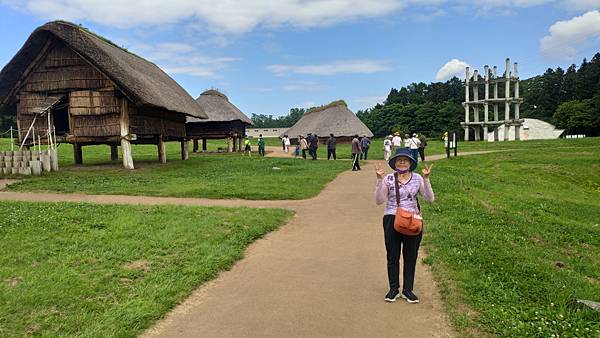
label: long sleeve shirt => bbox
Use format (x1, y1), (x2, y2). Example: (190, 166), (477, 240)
(375, 173), (434, 215)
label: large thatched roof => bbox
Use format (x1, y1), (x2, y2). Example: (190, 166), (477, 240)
(283, 100), (373, 138)
(0, 20), (207, 119)
(187, 90), (252, 125)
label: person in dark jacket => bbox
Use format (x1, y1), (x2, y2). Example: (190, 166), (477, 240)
(418, 133), (427, 161)
(351, 135), (362, 171)
(360, 136), (371, 160)
(308, 133), (319, 160)
(327, 133), (337, 160)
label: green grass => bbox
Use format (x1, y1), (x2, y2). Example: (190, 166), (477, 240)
(5, 152), (349, 200)
(0, 201), (293, 337)
(422, 137), (600, 336)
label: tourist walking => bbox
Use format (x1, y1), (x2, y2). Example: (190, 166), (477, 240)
(383, 136), (392, 161)
(418, 133), (427, 161)
(351, 134), (362, 171)
(404, 134), (411, 149)
(283, 135), (291, 153)
(374, 148), (434, 304)
(308, 133), (319, 160)
(391, 133), (402, 154)
(360, 136), (371, 160)
(258, 134), (266, 157)
(244, 137), (252, 157)
(327, 133), (337, 160)
(408, 134), (421, 163)
(299, 135), (308, 159)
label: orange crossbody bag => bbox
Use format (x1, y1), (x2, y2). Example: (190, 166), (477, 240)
(393, 172), (423, 236)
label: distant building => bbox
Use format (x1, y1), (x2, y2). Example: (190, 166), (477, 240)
(246, 128), (288, 138)
(488, 118), (564, 141)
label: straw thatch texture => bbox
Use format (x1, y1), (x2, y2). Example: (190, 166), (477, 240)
(187, 90), (252, 124)
(283, 100), (373, 139)
(186, 90), (252, 139)
(0, 20), (206, 119)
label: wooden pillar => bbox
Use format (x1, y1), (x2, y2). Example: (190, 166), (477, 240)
(202, 138), (207, 151)
(120, 99), (134, 169)
(464, 67), (470, 141)
(73, 144), (83, 165)
(483, 65), (489, 141)
(228, 137), (233, 152)
(158, 136), (166, 164)
(238, 137), (242, 152)
(181, 139), (189, 160)
(110, 144), (119, 161)
(193, 139), (199, 153)
(232, 137), (237, 152)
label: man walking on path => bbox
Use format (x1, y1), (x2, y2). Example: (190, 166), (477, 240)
(391, 133), (402, 154)
(418, 133), (427, 161)
(309, 133), (319, 160)
(408, 133), (421, 163)
(351, 134), (362, 171)
(327, 134), (337, 160)
(360, 136), (371, 160)
(258, 134), (266, 157)
(244, 137), (252, 157)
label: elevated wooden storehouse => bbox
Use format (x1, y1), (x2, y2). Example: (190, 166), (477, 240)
(0, 21), (207, 169)
(186, 90), (253, 152)
(283, 100), (373, 143)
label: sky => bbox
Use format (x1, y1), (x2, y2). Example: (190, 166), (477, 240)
(0, 1), (599, 117)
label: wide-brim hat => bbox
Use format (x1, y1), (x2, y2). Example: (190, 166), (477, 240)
(388, 148), (417, 171)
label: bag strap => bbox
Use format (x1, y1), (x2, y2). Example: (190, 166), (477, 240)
(394, 172), (400, 207)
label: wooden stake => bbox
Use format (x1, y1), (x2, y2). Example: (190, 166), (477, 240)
(158, 136), (166, 164)
(181, 139), (189, 160)
(10, 126), (13, 152)
(120, 98), (134, 169)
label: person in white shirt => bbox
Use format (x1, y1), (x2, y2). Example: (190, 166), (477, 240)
(383, 136), (392, 161)
(408, 133), (421, 163)
(391, 133), (402, 154)
(282, 135), (291, 153)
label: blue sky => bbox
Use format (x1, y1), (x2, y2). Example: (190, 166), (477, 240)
(1, 1), (599, 116)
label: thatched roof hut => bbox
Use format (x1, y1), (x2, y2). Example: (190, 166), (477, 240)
(283, 100), (373, 142)
(186, 90), (253, 152)
(0, 20), (207, 168)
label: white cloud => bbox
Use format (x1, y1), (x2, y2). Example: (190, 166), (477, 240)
(267, 60), (391, 76)
(435, 59), (470, 81)
(128, 42), (239, 78)
(540, 10), (600, 59)
(5, 0), (581, 34)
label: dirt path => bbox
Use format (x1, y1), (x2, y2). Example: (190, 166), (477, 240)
(0, 152), (496, 337)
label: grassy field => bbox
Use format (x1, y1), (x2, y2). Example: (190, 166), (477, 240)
(0, 201), (292, 337)
(422, 137), (600, 336)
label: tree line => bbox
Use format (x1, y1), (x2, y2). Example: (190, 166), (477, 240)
(358, 52), (600, 138)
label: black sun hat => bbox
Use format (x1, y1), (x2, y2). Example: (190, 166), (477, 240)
(388, 148), (418, 171)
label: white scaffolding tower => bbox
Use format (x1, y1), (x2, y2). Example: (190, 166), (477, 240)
(461, 58), (524, 141)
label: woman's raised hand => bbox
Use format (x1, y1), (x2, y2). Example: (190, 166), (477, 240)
(375, 163), (385, 179)
(422, 163), (433, 179)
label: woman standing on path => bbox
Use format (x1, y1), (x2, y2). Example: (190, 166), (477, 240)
(374, 148), (434, 304)
(299, 135), (308, 159)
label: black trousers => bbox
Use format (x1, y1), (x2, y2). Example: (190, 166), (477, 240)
(383, 215), (422, 292)
(309, 149), (317, 160)
(352, 153), (361, 170)
(418, 147), (425, 161)
(258, 147), (265, 156)
(327, 149), (336, 160)
(302, 149), (307, 159)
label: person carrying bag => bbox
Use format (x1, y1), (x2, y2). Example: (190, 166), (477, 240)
(374, 148), (434, 304)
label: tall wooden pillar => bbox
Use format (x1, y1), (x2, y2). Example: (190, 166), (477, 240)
(120, 99), (134, 169)
(73, 144), (83, 165)
(110, 145), (119, 161)
(181, 139), (189, 160)
(202, 138), (207, 151)
(158, 136), (166, 164)
(232, 137), (237, 152)
(193, 139), (199, 153)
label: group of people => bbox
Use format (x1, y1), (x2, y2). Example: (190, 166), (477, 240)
(296, 133), (321, 160)
(243, 134), (266, 157)
(383, 133), (427, 162)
